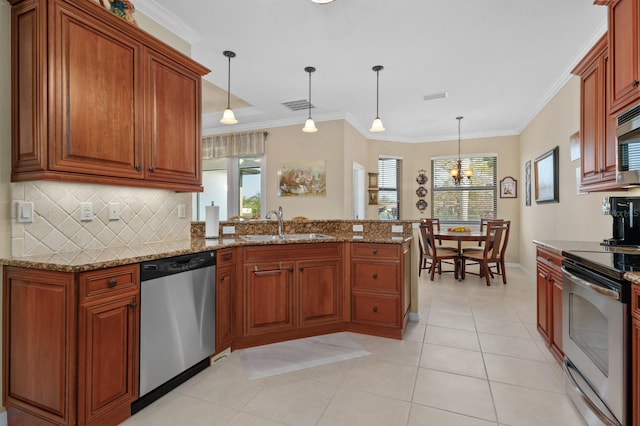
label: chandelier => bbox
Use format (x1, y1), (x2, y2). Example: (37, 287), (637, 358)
(449, 116), (472, 185)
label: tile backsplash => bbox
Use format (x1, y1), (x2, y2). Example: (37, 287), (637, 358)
(11, 181), (192, 257)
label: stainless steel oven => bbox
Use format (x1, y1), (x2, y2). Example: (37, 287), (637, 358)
(562, 255), (630, 426)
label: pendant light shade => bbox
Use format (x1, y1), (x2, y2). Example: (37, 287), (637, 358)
(370, 65), (385, 132)
(449, 116), (472, 185)
(220, 50), (238, 125)
(302, 66), (318, 133)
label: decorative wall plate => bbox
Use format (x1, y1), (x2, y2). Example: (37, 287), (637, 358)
(416, 170), (428, 185)
(416, 186), (428, 197)
(416, 199), (428, 211)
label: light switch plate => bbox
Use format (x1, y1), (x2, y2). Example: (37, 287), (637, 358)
(178, 204), (187, 219)
(391, 225), (403, 233)
(352, 224), (364, 232)
(108, 203), (120, 220)
(16, 201), (34, 223)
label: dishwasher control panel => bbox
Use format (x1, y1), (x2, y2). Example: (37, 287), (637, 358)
(140, 251), (216, 281)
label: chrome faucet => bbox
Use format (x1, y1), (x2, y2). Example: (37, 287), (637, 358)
(266, 206), (285, 238)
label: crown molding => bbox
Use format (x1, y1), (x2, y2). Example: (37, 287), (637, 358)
(135, 0), (203, 45)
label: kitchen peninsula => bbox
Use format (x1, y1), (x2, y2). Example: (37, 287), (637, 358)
(1, 219), (413, 426)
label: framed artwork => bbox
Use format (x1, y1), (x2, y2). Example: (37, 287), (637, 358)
(500, 176), (517, 198)
(534, 146), (559, 204)
(278, 160), (326, 196)
(368, 172), (379, 188)
(368, 189), (379, 205)
(525, 160), (531, 206)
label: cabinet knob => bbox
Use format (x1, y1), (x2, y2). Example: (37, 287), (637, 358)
(299, 267), (304, 272)
(372, 273), (378, 279)
(222, 254), (232, 261)
(372, 306), (378, 313)
(546, 257), (552, 262)
(130, 302), (138, 309)
(219, 276), (226, 281)
(372, 249), (378, 255)
(135, 165), (141, 171)
(108, 279), (118, 288)
(634, 80), (640, 88)
(149, 167), (155, 172)
(600, 169), (605, 173)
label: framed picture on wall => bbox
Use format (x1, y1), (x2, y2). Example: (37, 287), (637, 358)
(534, 146), (559, 204)
(499, 177), (517, 198)
(525, 160), (531, 206)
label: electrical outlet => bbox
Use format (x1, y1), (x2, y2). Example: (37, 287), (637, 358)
(108, 203), (120, 220)
(178, 204), (186, 218)
(353, 224), (364, 232)
(391, 225), (403, 233)
(80, 202), (93, 221)
(222, 226), (236, 235)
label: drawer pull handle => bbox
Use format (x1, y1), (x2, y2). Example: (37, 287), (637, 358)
(149, 167), (155, 172)
(373, 306), (378, 313)
(219, 276), (226, 281)
(372, 273), (378, 279)
(546, 257), (552, 262)
(222, 254), (232, 261)
(108, 279), (118, 288)
(372, 249), (378, 255)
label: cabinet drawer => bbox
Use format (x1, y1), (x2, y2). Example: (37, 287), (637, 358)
(217, 248), (236, 267)
(352, 262), (399, 292)
(80, 264), (140, 302)
(633, 285), (640, 319)
(352, 293), (399, 326)
(536, 247), (563, 270)
(351, 243), (399, 260)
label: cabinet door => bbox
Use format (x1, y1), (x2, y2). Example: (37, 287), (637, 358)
(3, 267), (75, 425)
(633, 316), (640, 425)
(551, 277), (564, 358)
(144, 49), (202, 187)
(78, 293), (139, 425)
(603, 50), (618, 180)
(51, 1), (143, 179)
(536, 266), (550, 343)
(580, 58), (602, 186)
(609, 0), (640, 113)
(298, 259), (342, 327)
(244, 263), (295, 335)
(216, 266), (235, 351)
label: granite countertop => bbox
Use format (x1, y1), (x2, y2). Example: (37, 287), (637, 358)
(0, 231), (412, 273)
(533, 239), (640, 285)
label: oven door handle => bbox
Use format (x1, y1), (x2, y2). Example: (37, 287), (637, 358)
(561, 267), (620, 301)
(564, 359), (622, 426)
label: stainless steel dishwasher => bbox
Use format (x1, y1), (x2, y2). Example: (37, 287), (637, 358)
(132, 251), (216, 413)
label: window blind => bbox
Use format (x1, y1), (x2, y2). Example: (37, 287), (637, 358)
(431, 156), (497, 223)
(378, 158), (401, 220)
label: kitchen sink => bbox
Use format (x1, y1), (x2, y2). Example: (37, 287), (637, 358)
(240, 233), (335, 242)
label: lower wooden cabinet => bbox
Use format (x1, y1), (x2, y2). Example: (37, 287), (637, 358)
(632, 284), (640, 426)
(535, 246), (564, 361)
(349, 242), (411, 339)
(3, 264), (140, 426)
(215, 248), (237, 354)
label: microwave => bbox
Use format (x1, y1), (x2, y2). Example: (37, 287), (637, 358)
(617, 104), (640, 185)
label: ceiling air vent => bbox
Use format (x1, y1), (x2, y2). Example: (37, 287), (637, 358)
(423, 91), (448, 101)
(282, 99), (314, 111)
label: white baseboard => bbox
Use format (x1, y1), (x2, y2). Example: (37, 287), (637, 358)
(0, 410), (7, 426)
(408, 312), (420, 322)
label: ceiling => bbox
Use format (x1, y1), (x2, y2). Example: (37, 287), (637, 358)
(135, 0), (607, 143)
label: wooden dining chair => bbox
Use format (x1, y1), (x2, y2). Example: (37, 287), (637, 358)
(419, 220), (459, 281)
(460, 220), (510, 286)
(428, 218), (457, 249)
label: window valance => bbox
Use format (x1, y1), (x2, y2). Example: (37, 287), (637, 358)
(202, 131), (268, 159)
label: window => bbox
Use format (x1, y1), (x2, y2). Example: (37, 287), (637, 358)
(194, 155), (262, 220)
(431, 155), (497, 224)
(378, 157), (401, 220)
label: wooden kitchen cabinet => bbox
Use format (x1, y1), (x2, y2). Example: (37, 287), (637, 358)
(3, 264), (140, 426)
(349, 242), (411, 339)
(609, 0), (640, 115)
(632, 284), (640, 426)
(8, 0), (208, 191)
(572, 34), (620, 191)
(215, 248), (237, 354)
(535, 247), (564, 362)
(237, 243), (343, 348)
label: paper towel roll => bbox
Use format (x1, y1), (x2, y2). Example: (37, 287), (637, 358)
(205, 204), (219, 238)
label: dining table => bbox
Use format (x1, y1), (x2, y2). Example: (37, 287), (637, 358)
(434, 229), (487, 281)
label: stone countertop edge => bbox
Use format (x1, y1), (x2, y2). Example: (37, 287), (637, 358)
(533, 240), (640, 285)
(0, 233), (413, 273)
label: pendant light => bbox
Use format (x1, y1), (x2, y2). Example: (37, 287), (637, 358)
(302, 66), (318, 133)
(220, 50), (238, 125)
(370, 65), (385, 132)
(449, 116), (473, 185)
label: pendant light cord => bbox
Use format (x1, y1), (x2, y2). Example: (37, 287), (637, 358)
(227, 54), (231, 109)
(375, 69), (380, 118)
(308, 70), (312, 119)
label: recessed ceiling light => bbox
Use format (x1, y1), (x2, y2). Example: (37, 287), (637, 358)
(311, 0), (336, 4)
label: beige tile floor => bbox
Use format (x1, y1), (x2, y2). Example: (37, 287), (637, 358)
(122, 266), (586, 426)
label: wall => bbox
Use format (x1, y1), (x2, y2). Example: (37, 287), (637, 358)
(519, 76), (629, 274)
(342, 121), (369, 219)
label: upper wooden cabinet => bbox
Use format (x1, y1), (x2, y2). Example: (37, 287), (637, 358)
(609, 0), (640, 115)
(9, 0), (209, 191)
(572, 34), (620, 191)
